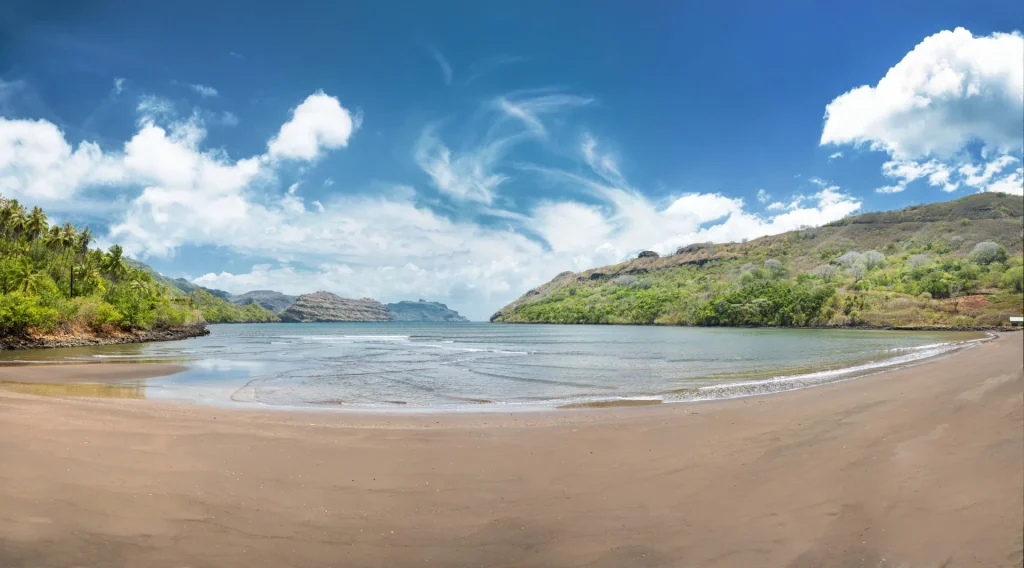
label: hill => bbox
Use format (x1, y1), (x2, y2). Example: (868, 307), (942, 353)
(491, 193), (1024, 329)
(279, 291), (392, 322)
(0, 197), (208, 348)
(230, 290), (298, 314)
(386, 300), (469, 322)
(126, 260), (279, 323)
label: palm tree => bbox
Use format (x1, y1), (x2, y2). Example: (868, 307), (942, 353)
(68, 226), (94, 297)
(102, 245), (129, 282)
(11, 258), (42, 294)
(24, 207), (48, 242)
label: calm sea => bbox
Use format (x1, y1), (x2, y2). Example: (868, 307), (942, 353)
(0, 323), (986, 410)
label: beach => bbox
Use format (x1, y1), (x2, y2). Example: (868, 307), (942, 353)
(0, 333), (1020, 567)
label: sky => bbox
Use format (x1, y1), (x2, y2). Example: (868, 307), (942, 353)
(1, 1), (1022, 321)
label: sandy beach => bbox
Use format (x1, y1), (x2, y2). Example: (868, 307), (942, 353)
(0, 334), (1020, 568)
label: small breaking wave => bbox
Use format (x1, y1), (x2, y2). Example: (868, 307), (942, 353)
(666, 336), (988, 402)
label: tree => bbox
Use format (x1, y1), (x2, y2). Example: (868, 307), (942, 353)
(102, 245), (129, 281)
(969, 241), (1008, 265)
(859, 250), (885, 269)
(812, 264), (839, 282)
(835, 251), (862, 268)
(907, 254), (931, 269)
(948, 281), (964, 312)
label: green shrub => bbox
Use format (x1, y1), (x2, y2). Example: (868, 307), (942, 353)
(1001, 266), (1024, 293)
(0, 293), (59, 335)
(74, 299), (123, 331)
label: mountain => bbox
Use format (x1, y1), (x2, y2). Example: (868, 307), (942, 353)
(125, 260), (277, 323)
(230, 290), (298, 314)
(125, 259), (233, 299)
(386, 300), (469, 322)
(279, 291), (393, 322)
(491, 193), (1024, 329)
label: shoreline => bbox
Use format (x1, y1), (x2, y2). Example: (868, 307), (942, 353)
(0, 324), (209, 351)
(0, 333), (1019, 566)
(0, 330), (998, 413)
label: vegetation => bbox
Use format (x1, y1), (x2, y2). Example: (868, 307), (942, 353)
(0, 197), (277, 339)
(493, 193), (1024, 329)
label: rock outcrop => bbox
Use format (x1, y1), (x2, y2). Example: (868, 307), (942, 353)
(386, 300), (469, 322)
(278, 292), (393, 322)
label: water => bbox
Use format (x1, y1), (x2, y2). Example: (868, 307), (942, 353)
(0, 323), (987, 411)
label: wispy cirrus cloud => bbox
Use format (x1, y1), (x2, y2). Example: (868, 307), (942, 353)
(427, 46), (453, 86)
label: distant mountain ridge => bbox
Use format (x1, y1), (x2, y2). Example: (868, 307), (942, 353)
(386, 300), (469, 322)
(132, 263), (471, 322)
(230, 290), (298, 314)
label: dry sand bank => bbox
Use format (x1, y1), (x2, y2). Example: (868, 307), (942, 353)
(0, 334), (1021, 567)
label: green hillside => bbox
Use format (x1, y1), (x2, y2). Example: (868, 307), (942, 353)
(491, 193), (1024, 329)
(0, 197), (204, 337)
(127, 260), (278, 323)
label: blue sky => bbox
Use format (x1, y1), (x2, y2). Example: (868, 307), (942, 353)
(1, 1), (1022, 320)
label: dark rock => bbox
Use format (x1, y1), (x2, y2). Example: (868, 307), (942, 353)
(637, 250), (660, 258)
(675, 242), (713, 255)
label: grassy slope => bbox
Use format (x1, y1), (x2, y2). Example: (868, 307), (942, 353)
(126, 260), (279, 323)
(491, 193), (1024, 328)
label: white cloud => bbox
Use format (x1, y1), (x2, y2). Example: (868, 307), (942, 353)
(822, 27), (1023, 159)
(986, 167), (1023, 195)
(828, 151), (843, 160)
(189, 84), (218, 98)
(822, 27), (1024, 195)
(414, 127), (509, 204)
(428, 46), (453, 86)
(1, 87), (863, 320)
(756, 188), (770, 203)
(112, 78), (125, 95)
(0, 117), (125, 200)
(498, 93), (593, 137)
(267, 91), (358, 161)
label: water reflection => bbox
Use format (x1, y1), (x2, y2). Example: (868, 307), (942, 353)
(0, 381), (146, 399)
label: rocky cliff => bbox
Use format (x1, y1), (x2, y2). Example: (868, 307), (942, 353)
(278, 291), (393, 322)
(386, 300), (469, 322)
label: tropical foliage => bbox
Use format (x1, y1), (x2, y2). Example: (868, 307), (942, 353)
(0, 197), (276, 337)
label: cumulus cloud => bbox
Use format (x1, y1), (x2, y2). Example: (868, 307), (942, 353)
(822, 28), (1023, 159)
(112, 78), (125, 95)
(822, 27), (1024, 195)
(756, 188), (770, 203)
(267, 91), (358, 160)
(0, 117), (125, 200)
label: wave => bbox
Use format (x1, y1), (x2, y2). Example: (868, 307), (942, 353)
(670, 336), (988, 402)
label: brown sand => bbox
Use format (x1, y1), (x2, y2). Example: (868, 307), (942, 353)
(0, 334), (1020, 568)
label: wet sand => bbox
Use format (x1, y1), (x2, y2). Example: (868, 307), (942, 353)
(0, 334), (1020, 567)
(0, 362), (185, 384)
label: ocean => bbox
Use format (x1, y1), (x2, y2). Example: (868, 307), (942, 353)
(0, 323), (987, 410)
